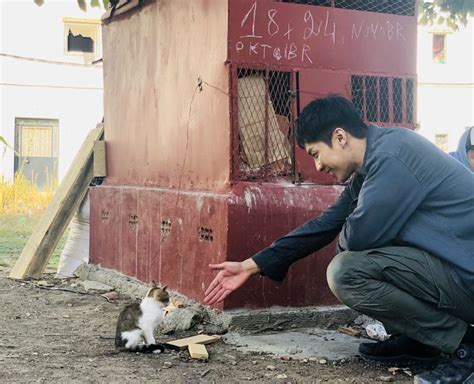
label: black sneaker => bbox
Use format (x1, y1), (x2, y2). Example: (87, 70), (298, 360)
(414, 360), (474, 384)
(358, 334), (441, 363)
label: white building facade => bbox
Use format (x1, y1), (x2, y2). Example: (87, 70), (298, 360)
(417, 17), (474, 152)
(0, 0), (104, 187)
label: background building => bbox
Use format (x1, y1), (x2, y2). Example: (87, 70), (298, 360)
(0, 0), (104, 188)
(417, 17), (474, 152)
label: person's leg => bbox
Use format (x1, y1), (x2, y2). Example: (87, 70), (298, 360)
(326, 246), (474, 354)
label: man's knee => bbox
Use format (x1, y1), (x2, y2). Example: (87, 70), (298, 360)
(327, 250), (365, 303)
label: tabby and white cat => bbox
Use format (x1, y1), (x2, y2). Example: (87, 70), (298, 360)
(115, 282), (169, 353)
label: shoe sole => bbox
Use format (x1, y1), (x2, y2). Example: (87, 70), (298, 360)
(359, 351), (441, 364)
(414, 373), (474, 384)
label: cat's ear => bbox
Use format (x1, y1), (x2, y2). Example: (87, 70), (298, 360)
(161, 285), (167, 291)
(151, 280), (157, 288)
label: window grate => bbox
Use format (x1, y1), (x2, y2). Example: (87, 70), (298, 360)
(333, 0), (415, 16)
(278, 0), (416, 16)
(351, 75), (415, 127)
(233, 67), (296, 181)
(393, 78), (403, 123)
(406, 79), (414, 124)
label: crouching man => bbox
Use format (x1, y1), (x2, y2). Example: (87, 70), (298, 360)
(205, 95), (474, 383)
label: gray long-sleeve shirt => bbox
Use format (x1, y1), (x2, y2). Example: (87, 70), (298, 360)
(252, 125), (474, 295)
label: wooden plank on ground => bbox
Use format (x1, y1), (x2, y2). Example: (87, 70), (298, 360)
(188, 343), (209, 360)
(164, 334), (220, 350)
(337, 326), (361, 337)
(93, 140), (106, 177)
(10, 124), (104, 280)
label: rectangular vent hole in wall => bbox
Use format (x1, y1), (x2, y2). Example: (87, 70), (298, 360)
(161, 219), (172, 237)
(101, 209), (110, 223)
(128, 214), (138, 229)
(198, 227), (213, 242)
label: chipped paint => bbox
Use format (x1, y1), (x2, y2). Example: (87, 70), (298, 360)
(244, 189), (253, 209)
(196, 195), (204, 211)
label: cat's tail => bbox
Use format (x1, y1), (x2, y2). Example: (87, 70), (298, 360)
(117, 343), (166, 354)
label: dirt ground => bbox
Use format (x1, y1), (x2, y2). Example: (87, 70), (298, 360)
(0, 268), (433, 384)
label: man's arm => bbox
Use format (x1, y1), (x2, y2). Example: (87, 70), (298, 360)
(339, 155), (427, 251)
(204, 176), (361, 304)
(251, 177), (361, 282)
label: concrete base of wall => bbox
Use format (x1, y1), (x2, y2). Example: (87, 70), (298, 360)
(75, 263), (357, 334)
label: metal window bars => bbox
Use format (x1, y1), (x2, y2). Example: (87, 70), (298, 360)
(232, 66), (296, 181)
(278, 0), (416, 16)
(351, 75), (416, 127)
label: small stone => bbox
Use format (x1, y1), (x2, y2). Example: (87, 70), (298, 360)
(67, 304), (73, 307)
(302, 359), (308, 363)
(163, 362), (173, 368)
(266, 365), (276, 371)
(252, 360), (258, 365)
(101, 291), (118, 302)
(279, 355), (291, 361)
(319, 359), (327, 364)
(378, 376), (393, 382)
(287, 346), (302, 355)
(230, 361), (237, 366)
(277, 374), (288, 379)
(308, 357), (318, 362)
(37, 280), (50, 287)
(63, 315), (70, 318)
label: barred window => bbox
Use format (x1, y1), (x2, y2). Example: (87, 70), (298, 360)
(432, 34), (447, 64)
(351, 75), (415, 127)
(278, 0), (416, 16)
(233, 67), (296, 181)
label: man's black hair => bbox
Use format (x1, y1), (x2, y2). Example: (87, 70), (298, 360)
(296, 95), (368, 149)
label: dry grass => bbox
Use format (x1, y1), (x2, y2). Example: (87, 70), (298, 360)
(0, 173), (57, 215)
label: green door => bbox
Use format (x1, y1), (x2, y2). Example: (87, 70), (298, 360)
(14, 118), (59, 189)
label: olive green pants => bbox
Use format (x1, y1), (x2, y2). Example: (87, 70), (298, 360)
(326, 246), (474, 353)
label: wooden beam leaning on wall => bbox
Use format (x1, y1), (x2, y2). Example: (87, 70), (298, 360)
(10, 124), (104, 280)
(93, 139), (106, 177)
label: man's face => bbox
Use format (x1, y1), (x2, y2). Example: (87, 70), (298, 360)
(304, 129), (355, 183)
(467, 149), (474, 172)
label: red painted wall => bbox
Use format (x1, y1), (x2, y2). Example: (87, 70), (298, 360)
(90, 182), (342, 309)
(228, 0), (416, 74)
(102, 0), (231, 191)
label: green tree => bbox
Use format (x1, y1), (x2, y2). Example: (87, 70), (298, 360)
(419, 0), (474, 30)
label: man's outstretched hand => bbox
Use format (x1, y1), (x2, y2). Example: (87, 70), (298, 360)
(204, 259), (260, 305)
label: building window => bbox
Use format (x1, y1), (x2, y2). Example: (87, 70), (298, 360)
(14, 118), (59, 189)
(432, 34), (446, 64)
(63, 18), (101, 59)
(435, 133), (448, 152)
